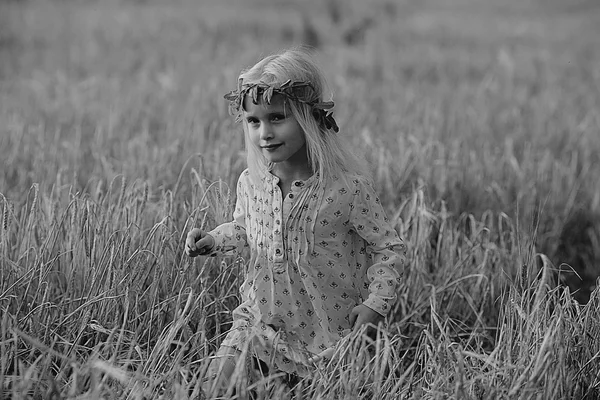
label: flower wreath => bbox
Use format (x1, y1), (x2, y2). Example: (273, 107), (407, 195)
(223, 79), (339, 133)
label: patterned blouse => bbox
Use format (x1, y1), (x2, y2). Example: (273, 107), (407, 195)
(208, 168), (407, 376)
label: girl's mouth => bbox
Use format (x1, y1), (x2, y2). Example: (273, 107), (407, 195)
(262, 144), (282, 151)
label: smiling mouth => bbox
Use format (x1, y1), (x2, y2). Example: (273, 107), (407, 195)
(262, 144), (282, 151)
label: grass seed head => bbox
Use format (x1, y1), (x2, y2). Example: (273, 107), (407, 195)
(2, 201), (8, 232)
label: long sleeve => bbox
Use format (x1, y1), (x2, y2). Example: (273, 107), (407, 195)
(206, 172), (249, 256)
(349, 177), (407, 316)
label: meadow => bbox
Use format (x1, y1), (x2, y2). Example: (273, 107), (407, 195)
(1, 0), (600, 398)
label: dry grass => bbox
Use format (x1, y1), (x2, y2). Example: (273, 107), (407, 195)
(1, 0), (600, 398)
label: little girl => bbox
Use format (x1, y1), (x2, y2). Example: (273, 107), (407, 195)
(185, 48), (407, 394)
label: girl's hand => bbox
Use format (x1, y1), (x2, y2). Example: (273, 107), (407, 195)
(349, 304), (384, 335)
(185, 228), (215, 257)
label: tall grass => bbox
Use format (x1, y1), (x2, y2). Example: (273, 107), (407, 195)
(1, 0), (600, 398)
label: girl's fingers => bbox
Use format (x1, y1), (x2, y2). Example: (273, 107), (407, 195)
(185, 231), (213, 257)
(195, 237), (210, 253)
(348, 308), (358, 329)
(185, 228), (204, 257)
(185, 230), (197, 248)
(185, 243), (196, 257)
(185, 239), (194, 251)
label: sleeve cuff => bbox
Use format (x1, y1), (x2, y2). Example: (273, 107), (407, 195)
(204, 231), (220, 256)
(363, 295), (393, 317)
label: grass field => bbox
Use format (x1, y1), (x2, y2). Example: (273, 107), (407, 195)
(1, 0), (600, 398)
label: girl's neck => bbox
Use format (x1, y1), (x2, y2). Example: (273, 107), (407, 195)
(272, 162), (313, 183)
(270, 145), (314, 182)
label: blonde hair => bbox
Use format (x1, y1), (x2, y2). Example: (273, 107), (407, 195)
(233, 47), (370, 184)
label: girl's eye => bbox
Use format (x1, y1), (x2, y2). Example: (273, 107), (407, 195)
(271, 114), (285, 122)
(246, 117), (259, 125)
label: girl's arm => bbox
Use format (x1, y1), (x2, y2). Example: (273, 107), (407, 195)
(192, 172), (250, 257)
(350, 177), (408, 317)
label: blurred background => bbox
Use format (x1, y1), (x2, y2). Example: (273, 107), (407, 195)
(1, 0), (599, 296)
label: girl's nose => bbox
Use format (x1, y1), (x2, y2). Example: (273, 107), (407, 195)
(260, 123), (274, 140)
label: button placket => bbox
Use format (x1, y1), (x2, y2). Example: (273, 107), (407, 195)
(272, 182), (286, 273)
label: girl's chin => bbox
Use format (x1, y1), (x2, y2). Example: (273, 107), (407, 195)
(262, 152), (285, 163)
(264, 156), (286, 163)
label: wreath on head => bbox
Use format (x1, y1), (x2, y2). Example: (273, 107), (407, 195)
(223, 79), (339, 133)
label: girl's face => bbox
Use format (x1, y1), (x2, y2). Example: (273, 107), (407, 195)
(243, 94), (308, 167)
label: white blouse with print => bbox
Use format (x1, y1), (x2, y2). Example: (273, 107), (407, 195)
(208, 169), (407, 376)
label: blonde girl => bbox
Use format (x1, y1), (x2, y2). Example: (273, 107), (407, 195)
(185, 47), (407, 395)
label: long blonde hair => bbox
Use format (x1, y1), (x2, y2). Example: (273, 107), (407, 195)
(232, 48), (370, 184)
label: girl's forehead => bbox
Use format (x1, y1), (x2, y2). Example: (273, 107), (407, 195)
(242, 93), (287, 113)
